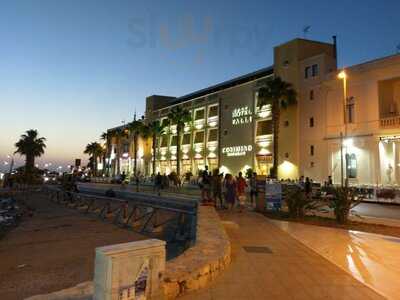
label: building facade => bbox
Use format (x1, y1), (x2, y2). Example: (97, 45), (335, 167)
(105, 37), (400, 186)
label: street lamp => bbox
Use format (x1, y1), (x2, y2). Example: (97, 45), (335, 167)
(338, 70), (348, 187)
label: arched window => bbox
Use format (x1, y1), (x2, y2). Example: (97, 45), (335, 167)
(346, 153), (357, 178)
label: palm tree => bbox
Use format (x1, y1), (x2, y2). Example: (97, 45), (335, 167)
(14, 129), (46, 173)
(168, 106), (192, 176)
(100, 131), (112, 176)
(147, 120), (166, 175)
(110, 128), (129, 176)
(258, 77), (297, 178)
(84, 142), (103, 176)
(127, 119), (144, 177)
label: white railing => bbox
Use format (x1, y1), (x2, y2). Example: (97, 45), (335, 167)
(380, 116), (400, 128)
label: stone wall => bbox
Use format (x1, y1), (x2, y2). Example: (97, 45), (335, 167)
(25, 206), (231, 300)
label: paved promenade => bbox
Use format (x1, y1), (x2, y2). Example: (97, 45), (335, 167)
(272, 219), (400, 299)
(180, 211), (384, 300)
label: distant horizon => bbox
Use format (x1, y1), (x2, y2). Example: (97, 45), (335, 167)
(1, 0), (399, 172)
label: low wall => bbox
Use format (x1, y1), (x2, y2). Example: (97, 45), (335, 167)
(25, 206), (231, 300)
(163, 206), (231, 299)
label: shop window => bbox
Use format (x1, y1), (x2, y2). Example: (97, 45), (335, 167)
(310, 145), (314, 156)
(194, 131), (205, 144)
(208, 105), (218, 118)
(182, 133), (191, 145)
(346, 153), (357, 178)
(170, 135), (177, 147)
(208, 129), (218, 142)
(309, 117), (314, 127)
(194, 109), (205, 120)
(256, 119), (273, 136)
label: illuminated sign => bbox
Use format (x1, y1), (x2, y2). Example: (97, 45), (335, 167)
(232, 106), (252, 125)
(222, 145), (253, 157)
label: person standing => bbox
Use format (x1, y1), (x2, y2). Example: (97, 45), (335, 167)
(249, 172), (258, 207)
(200, 166), (211, 203)
(236, 172), (247, 212)
(305, 177), (312, 198)
(211, 170), (223, 209)
(224, 174), (236, 210)
(154, 172), (162, 196)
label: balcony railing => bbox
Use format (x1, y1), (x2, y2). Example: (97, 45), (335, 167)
(380, 116), (400, 128)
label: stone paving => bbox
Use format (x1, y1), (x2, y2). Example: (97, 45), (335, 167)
(180, 211), (385, 300)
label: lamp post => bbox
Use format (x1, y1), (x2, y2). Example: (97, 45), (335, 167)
(338, 70), (347, 187)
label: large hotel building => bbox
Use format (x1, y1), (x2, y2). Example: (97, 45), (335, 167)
(105, 37), (400, 186)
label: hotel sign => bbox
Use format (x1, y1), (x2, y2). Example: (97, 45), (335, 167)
(222, 145), (253, 157)
(232, 106), (252, 125)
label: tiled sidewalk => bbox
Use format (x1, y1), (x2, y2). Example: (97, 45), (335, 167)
(180, 211), (384, 300)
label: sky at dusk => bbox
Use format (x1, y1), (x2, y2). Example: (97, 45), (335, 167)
(0, 0), (399, 171)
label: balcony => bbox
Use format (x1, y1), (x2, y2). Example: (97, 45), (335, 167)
(380, 116), (400, 128)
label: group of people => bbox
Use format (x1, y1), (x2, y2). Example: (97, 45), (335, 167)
(198, 166), (258, 211)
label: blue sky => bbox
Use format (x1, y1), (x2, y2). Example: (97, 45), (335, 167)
(0, 0), (399, 171)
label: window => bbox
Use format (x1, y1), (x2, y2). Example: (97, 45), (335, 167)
(122, 143), (129, 153)
(224, 129), (228, 136)
(170, 135), (177, 147)
(160, 136), (168, 147)
(284, 120), (289, 127)
(309, 117), (314, 127)
(182, 133), (191, 145)
(161, 118), (169, 127)
(256, 120), (273, 136)
(346, 153), (357, 178)
(194, 109), (205, 120)
(194, 131), (205, 143)
(256, 92), (270, 109)
(208, 105), (218, 118)
(312, 64), (319, 77)
(309, 89), (314, 100)
(346, 97), (355, 123)
(305, 66), (311, 79)
(310, 145), (314, 156)
(305, 64), (319, 78)
(208, 129), (218, 142)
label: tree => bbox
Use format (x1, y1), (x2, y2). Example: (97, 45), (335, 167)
(167, 106), (192, 176)
(100, 131), (112, 176)
(258, 77), (297, 178)
(147, 120), (166, 175)
(127, 119), (144, 177)
(15, 129), (46, 174)
(110, 128), (129, 176)
(84, 142), (103, 176)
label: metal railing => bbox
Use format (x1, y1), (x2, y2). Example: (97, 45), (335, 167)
(43, 186), (198, 248)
